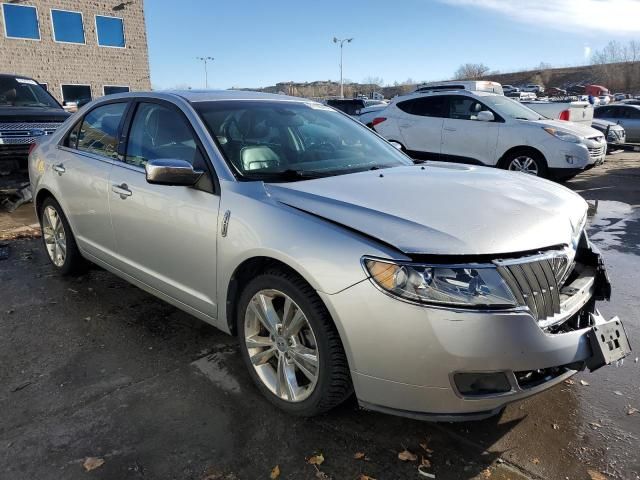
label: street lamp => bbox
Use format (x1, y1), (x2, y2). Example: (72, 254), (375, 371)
(333, 37), (353, 99)
(196, 56), (214, 89)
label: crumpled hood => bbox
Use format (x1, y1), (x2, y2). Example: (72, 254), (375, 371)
(265, 163), (588, 256)
(531, 118), (603, 139)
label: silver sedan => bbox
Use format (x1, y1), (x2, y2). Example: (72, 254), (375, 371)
(29, 91), (629, 420)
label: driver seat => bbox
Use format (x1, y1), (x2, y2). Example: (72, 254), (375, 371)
(240, 145), (279, 171)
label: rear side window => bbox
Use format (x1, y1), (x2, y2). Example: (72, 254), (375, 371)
(125, 102), (204, 168)
(397, 96), (448, 118)
(594, 107), (611, 118)
(76, 102), (127, 159)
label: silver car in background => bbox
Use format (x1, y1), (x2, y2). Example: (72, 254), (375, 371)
(28, 91), (630, 420)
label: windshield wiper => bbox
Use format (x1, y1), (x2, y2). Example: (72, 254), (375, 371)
(247, 169), (331, 181)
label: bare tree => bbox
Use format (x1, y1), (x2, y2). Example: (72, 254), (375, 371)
(362, 76), (384, 87)
(453, 63), (490, 80)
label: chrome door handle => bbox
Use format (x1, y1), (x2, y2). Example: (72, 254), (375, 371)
(112, 183), (132, 199)
(52, 164), (65, 175)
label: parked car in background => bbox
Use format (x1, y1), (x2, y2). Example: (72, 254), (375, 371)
(522, 99), (593, 126)
(594, 104), (640, 142)
(0, 73), (69, 194)
(357, 103), (388, 127)
(598, 95), (611, 105)
(591, 118), (626, 151)
(415, 81), (504, 95)
(567, 85), (586, 95)
(544, 87), (567, 97)
(522, 84), (544, 94)
(585, 85), (609, 97)
(326, 98), (367, 116)
(506, 91), (537, 101)
(372, 89), (606, 179)
(614, 93), (627, 102)
(620, 99), (640, 106)
(502, 84), (519, 95)
(28, 90), (629, 420)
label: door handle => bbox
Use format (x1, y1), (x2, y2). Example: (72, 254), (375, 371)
(443, 127), (457, 132)
(112, 183), (132, 199)
(399, 123), (411, 128)
(52, 163), (65, 175)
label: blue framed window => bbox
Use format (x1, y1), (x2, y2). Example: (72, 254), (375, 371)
(2, 4), (40, 40)
(95, 15), (124, 47)
(51, 9), (84, 44)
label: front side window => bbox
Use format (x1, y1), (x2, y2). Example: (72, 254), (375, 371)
(194, 100), (413, 181)
(51, 9), (84, 44)
(447, 96), (491, 121)
(95, 15), (125, 47)
(61, 84), (92, 107)
(104, 85), (130, 96)
(77, 102), (127, 159)
(623, 107), (640, 119)
(125, 102), (204, 168)
(0, 76), (59, 108)
(480, 95), (541, 121)
(2, 4), (40, 40)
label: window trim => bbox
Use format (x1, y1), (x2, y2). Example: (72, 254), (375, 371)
(50, 8), (86, 45)
(103, 85), (130, 96)
(94, 14), (126, 48)
(1, 3), (41, 41)
(60, 83), (92, 105)
(443, 95), (505, 123)
(118, 98), (219, 194)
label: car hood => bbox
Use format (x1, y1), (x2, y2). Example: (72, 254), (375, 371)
(591, 118), (623, 130)
(530, 119), (603, 138)
(0, 106), (69, 123)
(265, 163), (587, 256)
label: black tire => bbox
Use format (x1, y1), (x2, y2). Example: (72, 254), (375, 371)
(236, 268), (352, 416)
(499, 149), (548, 178)
(38, 196), (86, 275)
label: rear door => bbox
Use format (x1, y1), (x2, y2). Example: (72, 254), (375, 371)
(52, 101), (128, 260)
(108, 99), (220, 317)
(394, 96), (447, 159)
(440, 95), (501, 166)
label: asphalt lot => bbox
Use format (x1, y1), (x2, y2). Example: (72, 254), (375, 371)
(1, 154), (639, 480)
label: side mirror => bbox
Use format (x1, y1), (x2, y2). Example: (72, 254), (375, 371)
(476, 111), (495, 122)
(388, 141), (403, 150)
(145, 159), (203, 186)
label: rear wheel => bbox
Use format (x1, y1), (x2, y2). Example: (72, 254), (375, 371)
(500, 150), (548, 178)
(237, 269), (352, 416)
(38, 197), (85, 275)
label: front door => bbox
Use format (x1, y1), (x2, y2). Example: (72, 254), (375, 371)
(108, 100), (220, 317)
(49, 101), (128, 260)
(440, 95), (500, 166)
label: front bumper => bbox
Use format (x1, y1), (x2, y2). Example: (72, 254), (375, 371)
(320, 246), (624, 421)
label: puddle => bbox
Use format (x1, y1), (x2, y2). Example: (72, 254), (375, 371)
(586, 200), (639, 252)
(192, 351), (241, 394)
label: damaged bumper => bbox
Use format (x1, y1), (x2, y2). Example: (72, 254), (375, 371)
(320, 236), (631, 421)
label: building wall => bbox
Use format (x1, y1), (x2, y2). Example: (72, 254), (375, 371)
(0, 0), (151, 102)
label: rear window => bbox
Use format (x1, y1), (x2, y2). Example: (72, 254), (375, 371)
(397, 96), (448, 118)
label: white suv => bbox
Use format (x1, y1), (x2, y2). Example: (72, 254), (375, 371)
(372, 90), (607, 179)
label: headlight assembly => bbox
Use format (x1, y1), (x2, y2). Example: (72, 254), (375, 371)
(363, 258), (518, 308)
(543, 127), (582, 144)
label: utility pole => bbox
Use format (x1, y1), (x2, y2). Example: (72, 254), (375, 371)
(332, 37), (353, 98)
(196, 56), (214, 89)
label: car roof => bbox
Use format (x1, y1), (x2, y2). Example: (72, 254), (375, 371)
(169, 89), (310, 103)
(395, 89), (497, 102)
(0, 73), (37, 81)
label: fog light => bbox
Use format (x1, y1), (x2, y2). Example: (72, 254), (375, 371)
(565, 154), (575, 165)
(454, 372), (512, 396)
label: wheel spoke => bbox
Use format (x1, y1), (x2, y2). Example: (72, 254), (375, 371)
(277, 354), (298, 401)
(245, 334), (274, 349)
(250, 347), (276, 366)
(290, 346), (318, 381)
(249, 296), (276, 335)
(523, 158), (532, 169)
(57, 237), (67, 256)
(283, 308), (306, 337)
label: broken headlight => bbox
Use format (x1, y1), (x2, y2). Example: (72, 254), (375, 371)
(363, 258), (517, 308)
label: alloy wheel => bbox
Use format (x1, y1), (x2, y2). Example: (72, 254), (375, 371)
(508, 156), (539, 175)
(244, 289), (319, 402)
(41, 205), (66, 267)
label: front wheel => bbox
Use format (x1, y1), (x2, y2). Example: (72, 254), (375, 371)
(237, 269), (352, 416)
(501, 150), (548, 178)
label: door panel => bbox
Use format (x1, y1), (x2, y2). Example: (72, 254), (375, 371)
(108, 166), (220, 316)
(394, 97), (447, 158)
(441, 96), (500, 166)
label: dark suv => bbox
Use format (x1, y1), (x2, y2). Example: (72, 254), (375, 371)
(0, 74), (69, 192)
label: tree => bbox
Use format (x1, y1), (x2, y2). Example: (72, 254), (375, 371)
(362, 76), (384, 87)
(453, 63), (490, 80)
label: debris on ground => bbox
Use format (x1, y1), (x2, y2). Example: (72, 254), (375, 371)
(354, 452), (367, 460)
(532, 458), (540, 465)
(307, 453), (324, 465)
(417, 465), (436, 478)
(627, 407), (639, 415)
(613, 391), (623, 396)
(269, 465), (280, 479)
(580, 380), (590, 386)
(398, 449), (417, 462)
(587, 469), (608, 480)
(564, 379), (576, 385)
(552, 423), (560, 430)
(358, 475), (375, 480)
(82, 457), (105, 472)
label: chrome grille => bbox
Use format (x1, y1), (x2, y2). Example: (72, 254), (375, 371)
(495, 250), (574, 321)
(0, 122), (63, 131)
(588, 145), (605, 158)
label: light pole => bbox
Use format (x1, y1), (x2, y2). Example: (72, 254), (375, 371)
(196, 56), (214, 89)
(333, 37), (353, 98)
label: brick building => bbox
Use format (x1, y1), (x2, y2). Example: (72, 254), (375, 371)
(0, 0), (151, 106)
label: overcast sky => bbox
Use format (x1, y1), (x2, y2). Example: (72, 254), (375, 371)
(146, 0), (640, 90)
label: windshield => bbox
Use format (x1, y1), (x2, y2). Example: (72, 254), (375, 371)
(0, 77), (60, 108)
(480, 95), (543, 121)
(194, 100), (413, 181)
